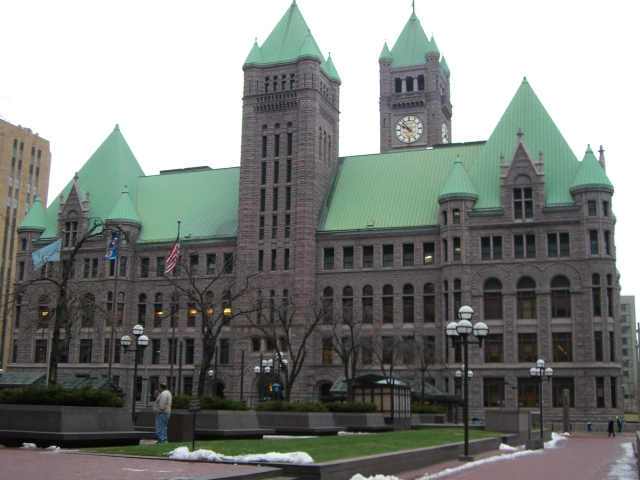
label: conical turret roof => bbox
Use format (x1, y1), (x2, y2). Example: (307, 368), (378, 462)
(469, 78), (580, 208)
(322, 54), (341, 83)
(389, 12), (430, 68)
(440, 55), (450, 73)
(243, 39), (263, 67)
(438, 155), (479, 201)
(106, 186), (142, 226)
(379, 41), (392, 61)
(18, 196), (46, 232)
(426, 35), (440, 55)
(570, 145), (614, 193)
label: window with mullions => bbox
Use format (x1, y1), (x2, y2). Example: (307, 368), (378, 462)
(343, 247), (354, 269)
(518, 377), (540, 408)
(64, 221), (78, 247)
(402, 284), (414, 323)
(517, 277), (536, 319)
(383, 245), (394, 267)
(590, 230), (599, 254)
(423, 242), (435, 265)
(594, 331), (603, 361)
(140, 258), (149, 278)
(274, 160), (280, 183)
(483, 279), (503, 319)
(156, 257), (165, 277)
(362, 285), (373, 324)
(551, 276), (571, 317)
(79, 339), (93, 363)
(382, 285), (394, 323)
(604, 231), (611, 255)
(453, 279), (462, 314)
(363, 246), (374, 268)
(403, 244), (414, 266)
(154, 293), (163, 328)
(588, 200), (597, 216)
(596, 377), (605, 408)
(514, 234), (536, 259)
(552, 332), (572, 362)
(548, 232), (570, 257)
(483, 378), (505, 407)
(453, 237), (461, 261)
(324, 248), (334, 270)
(518, 333), (537, 362)
(423, 283), (435, 323)
(453, 209), (461, 224)
(481, 236), (502, 261)
(592, 274), (602, 316)
(513, 187), (533, 219)
(322, 338), (333, 364)
(484, 334), (503, 363)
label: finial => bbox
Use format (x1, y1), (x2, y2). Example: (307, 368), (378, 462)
(598, 145), (606, 171)
(114, 124), (120, 131)
(412, 0), (415, 13)
(517, 127), (524, 139)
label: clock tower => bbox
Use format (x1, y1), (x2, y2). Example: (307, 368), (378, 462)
(379, 12), (452, 152)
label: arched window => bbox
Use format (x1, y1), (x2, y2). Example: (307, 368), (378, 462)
(323, 287), (333, 324)
(517, 277), (536, 319)
(362, 285), (373, 324)
(154, 292), (164, 328)
(82, 293), (95, 328)
(37, 295), (50, 329)
(423, 283), (435, 323)
(483, 279), (503, 319)
(138, 294), (147, 326)
(551, 276), (571, 318)
(382, 285), (394, 323)
(342, 286), (353, 324)
(403, 284), (414, 323)
(592, 274), (602, 317)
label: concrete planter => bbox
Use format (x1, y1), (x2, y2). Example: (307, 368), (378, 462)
(411, 413), (447, 425)
(0, 404), (142, 448)
(331, 413), (392, 432)
(256, 411), (340, 435)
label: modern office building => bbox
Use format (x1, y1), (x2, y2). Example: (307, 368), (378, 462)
(0, 119), (51, 369)
(9, 3), (622, 422)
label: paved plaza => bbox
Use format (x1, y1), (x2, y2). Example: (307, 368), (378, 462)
(0, 432), (636, 480)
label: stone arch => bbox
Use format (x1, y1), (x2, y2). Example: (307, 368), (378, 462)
(502, 263), (545, 294)
(470, 265), (513, 295)
(537, 262), (582, 293)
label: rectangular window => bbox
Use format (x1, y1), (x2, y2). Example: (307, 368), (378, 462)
(151, 339), (161, 364)
(604, 231), (611, 255)
(453, 237), (461, 261)
(363, 246), (374, 268)
(261, 162), (267, 185)
(187, 303), (196, 328)
(12, 340), (18, 363)
(258, 249), (264, 271)
(526, 235), (536, 258)
(287, 134), (293, 157)
(560, 233), (570, 257)
(382, 337), (394, 364)
(92, 259), (98, 278)
(34, 339), (47, 363)
(483, 378), (505, 407)
(262, 136), (267, 158)
(154, 303), (163, 328)
(18, 261), (24, 281)
(513, 187), (533, 219)
(423, 242), (435, 265)
(272, 215), (277, 239)
(206, 254), (216, 275)
(593, 287), (602, 316)
(484, 334), (504, 363)
(274, 134), (280, 157)
(443, 239), (448, 262)
(611, 377), (617, 409)
(273, 160), (280, 184)
(403, 294), (414, 323)
(156, 257), (165, 277)
(273, 187), (278, 210)
(260, 189), (265, 212)
(220, 339), (230, 364)
(322, 338), (333, 364)
(285, 214), (290, 238)
(64, 221), (78, 247)
(596, 377), (605, 408)
(343, 247), (354, 269)
(590, 230), (599, 254)
(481, 237), (491, 260)
(324, 248), (334, 270)
(382, 293), (393, 323)
(223, 253), (233, 274)
(252, 337), (261, 352)
(610, 331), (615, 362)
(104, 338), (121, 364)
(442, 210), (448, 226)
(119, 257), (127, 277)
(482, 236), (502, 260)
(603, 201), (609, 216)
(552, 377), (575, 407)
(518, 378), (539, 408)
(588, 200), (597, 216)
(271, 249), (277, 270)
(452, 208), (461, 224)
(79, 339), (93, 363)
(595, 331), (603, 362)
(141, 258), (150, 278)
(518, 333), (537, 363)
(284, 248), (290, 270)
(167, 339), (177, 364)
(383, 245), (394, 267)
(548, 233), (570, 257)
(402, 243), (414, 266)
(552, 332), (572, 362)
(189, 255), (198, 275)
(286, 186), (291, 210)
(362, 296), (373, 324)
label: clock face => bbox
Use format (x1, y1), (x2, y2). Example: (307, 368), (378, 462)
(442, 123), (449, 144)
(395, 115), (424, 144)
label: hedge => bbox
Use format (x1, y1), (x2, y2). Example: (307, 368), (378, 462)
(324, 402), (377, 413)
(0, 386), (124, 408)
(254, 400), (328, 412)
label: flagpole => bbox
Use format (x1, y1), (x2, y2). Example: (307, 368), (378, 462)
(168, 221), (180, 393)
(107, 230), (121, 393)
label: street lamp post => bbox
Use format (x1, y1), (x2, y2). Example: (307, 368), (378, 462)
(274, 354), (288, 400)
(121, 324), (149, 423)
(207, 369), (214, 396)
(446, 305), (488, 462)
(529, 359), (553, 446)
(253, 355), (272, 402)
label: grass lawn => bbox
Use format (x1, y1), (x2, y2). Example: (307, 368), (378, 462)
(85, 429), (503, 463)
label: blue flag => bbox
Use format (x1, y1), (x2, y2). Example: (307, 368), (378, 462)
(32, 238), (62, 271)
(103, 233), (120, 260)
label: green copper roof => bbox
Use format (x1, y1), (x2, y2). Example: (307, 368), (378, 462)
(18, 196), (46, 232)
(379, 41), (392, 61)
(106, 186), (142, 226)
(440, 55), (450, 73)
(243, 1), (339, 81)
(243, 39), (264, 67)
(136, 168), (239, 243)
(40, 125), (146, 239)
(322, 55), (341, 83)
(389, 13), (430, 68)
(570, 145), (614, 193)
(426, 35), (440, 55)
(438, 155), (479, 201)
(318, 144), (484, 232)
(469, 78), (580, 209)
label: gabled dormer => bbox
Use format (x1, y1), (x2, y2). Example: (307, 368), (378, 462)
(499, 129), (546, 221)
(58, 173), (90, 248)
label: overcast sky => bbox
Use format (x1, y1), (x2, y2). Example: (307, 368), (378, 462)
(1, 0), (638, 297)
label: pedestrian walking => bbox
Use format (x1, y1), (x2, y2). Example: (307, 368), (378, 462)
(607, 416), (615, 437)
(154, 383), (172, 443)
(616, 415), (622, 433)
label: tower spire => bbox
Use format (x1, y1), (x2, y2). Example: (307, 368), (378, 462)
(412, 0), (415, 13)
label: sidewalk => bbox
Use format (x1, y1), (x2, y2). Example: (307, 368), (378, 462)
(0, 446), (280, 480)
(396, 432), (637, 480)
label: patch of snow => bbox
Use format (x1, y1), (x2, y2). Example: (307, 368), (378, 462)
(351, 475), (400, 480)
(545, 432), (569, 449)
(44, 446), (60, 452)
(20, 443), (37, 449)
(168, 446), (314, 465)
(338, 431), (373, 436)
(605, 442), (637, 480)
(499, 443), (518, 452)
(122, 468), (149, 472)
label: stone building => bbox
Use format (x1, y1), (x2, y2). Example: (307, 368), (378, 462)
(0, 119), (51, 369)
(9, 3), (622, 422)
(620, 295), (637, 414)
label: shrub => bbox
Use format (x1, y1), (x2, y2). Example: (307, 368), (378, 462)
(0, 386), (124, 408)
(411, 404), (445, 414)
(171, 395), (249, 411)
(324, 402), (377, 413)
(254, 400), (328, 412)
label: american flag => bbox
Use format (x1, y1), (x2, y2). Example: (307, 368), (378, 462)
(165, 236), (180, 276)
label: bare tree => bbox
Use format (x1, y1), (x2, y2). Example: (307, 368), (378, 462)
(246, 285), (324, 401)
(368, 334), (412, 383)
